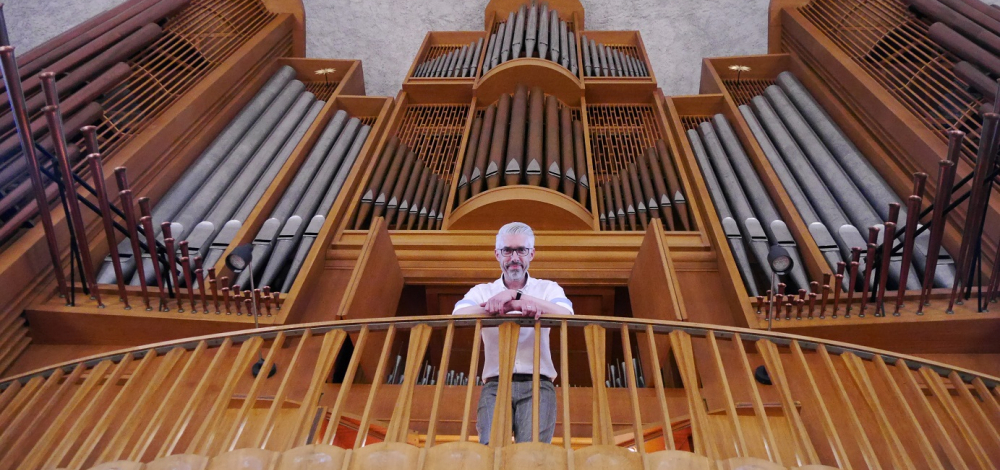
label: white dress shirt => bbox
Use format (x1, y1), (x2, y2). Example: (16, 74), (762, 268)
(452, 274), (574, 379)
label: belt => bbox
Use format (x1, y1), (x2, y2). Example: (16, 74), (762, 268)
(485, 373), (552, 383)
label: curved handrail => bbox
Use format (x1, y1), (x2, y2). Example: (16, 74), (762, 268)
(4, 314), (997, 387)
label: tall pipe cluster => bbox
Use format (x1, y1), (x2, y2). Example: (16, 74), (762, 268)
(579, 35), (649, 78)
(352, 137), (450, 231)
(413, 39), (484, 78)
(595, 140), (690, 232)
(722, 71), (958, 302)
(902, 0), (1000, 113)
(0, 0), (186, 244)
(482, 1), (578, 75)
(455, 84), (588, 207)
(688, 117), (811, 295)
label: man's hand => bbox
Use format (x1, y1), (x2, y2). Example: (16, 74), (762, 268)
(480, 289), (517, 315)
(510, 299), (542, 320)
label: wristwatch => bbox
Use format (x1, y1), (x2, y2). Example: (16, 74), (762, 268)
(515, 289), (523, 300)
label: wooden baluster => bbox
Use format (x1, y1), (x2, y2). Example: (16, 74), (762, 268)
(186, 339), (262, 456)
(322, 327), (368, 446)
(354, 326), (397, 448)
(490, 322), (520, 447)
(424, 322), (455, 447)
(288, 330), (347, 449)
(706, 331), (747, 458)
(16, 360), (113, 470)
(867, 355), (945, 470)
(220, 333), (288, 453)
(840, 353), (916, 470)
(560, 321), (572, 450)
(1, 365), (84, 463)
(386, 324), (433, 443)
(584, 324), (614, 445)
(788, 342), (850, 469)
(532, 321), (541, 442)
(919, 367), (995, 469)
(947, 371), (1000, 455)
(670, 330), (718, 459)
(459, 320), (483, 442)
(645, 325), (675, 451)
(620, 323), (646, 456)
(892, 359), (970, 470)
(972, 377), (1000, 426)
(255, 330), (312, 449)
(756, 339), (819, 465)
(814, 345), (884, 470)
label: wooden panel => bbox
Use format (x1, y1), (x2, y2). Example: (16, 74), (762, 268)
(628, 220), (686, 321)
(337, 218), (403, 320)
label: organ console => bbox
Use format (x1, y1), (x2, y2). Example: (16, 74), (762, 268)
(0, 0), (998, 468)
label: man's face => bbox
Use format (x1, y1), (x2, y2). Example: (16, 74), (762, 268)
(496, 233), (534, 282)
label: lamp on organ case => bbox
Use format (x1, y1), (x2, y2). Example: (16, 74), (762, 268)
(767, 245), (794, 331)
(226, 244), (276, 378)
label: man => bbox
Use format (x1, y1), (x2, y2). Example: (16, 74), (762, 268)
(452, 222), (573, 445)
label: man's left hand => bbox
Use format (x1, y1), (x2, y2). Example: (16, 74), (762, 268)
(509, 299), (542, 320)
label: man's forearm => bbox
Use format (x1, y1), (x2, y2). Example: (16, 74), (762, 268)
(516, 294), (572, 316)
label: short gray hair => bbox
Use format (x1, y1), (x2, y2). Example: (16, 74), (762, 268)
(495, 222), (535, 249)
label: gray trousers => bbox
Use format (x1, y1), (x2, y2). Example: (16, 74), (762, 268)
(477, 380), (557, 445)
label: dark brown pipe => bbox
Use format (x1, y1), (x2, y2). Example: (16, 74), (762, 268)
(17, 0), (144, 68)
(0, 62), (130, 164)
(195, 264), (207, 314)
(655, 140), (688, 230)
(417, 177), (436, 230)
(847, 251), (861, 317)
(263, 286), (272, 316)
(486, 94), (511, 190)
(877, 212), (897, 316)
(40, 77), (102, 307)
(405, 166), (432, 230)
(955, 62), (998, 103)
(626, 163), (648, 230)
(221, 285), (230, 314)
(383, 149), (417, 224)
(164, 235), (180, 311)
(572, 120), (588, 207)
(253, 288), (262, 317)
(948, 113), (999, 312)
(905, 0), (1000, 53)
(0, 24), (160, 138)
(457, 118), (483, 204)
(139, 213), (167, 310)
(597, 181), (608, 230)
(860, 227), (880, 317)
(395, 161), (425, 229)
(610, 177), (626, 231)
(0, 4), (7, 47)
(635, 153), (660, 223)
(895, 173), (926, 315)
(208, 267), (220, 314)
(233, 289), (242, 315)
(505, 84), (528, 186)
(179, 253), (195, 312)
(0, 46), (67, 299)
(619, 171), (638, 230)
(370, 142), (409, 223)
(80, 125), (100, 155)
(559, 107), (575, 198)
(928, 23), (1000, 76)
(544, 96), (561, 190)
(470, 105), (496, 195)
(354, 136), (398, 229)
(602, 181), (616, 230)
(832, 266), (845, 318)
(434, 182), (448, 230)
(86, 154), (128, 308)
(119, 189), (150, 310)
(526, 87), (544, 186)
(243, 298), (253, 317)
(645, 147), (674, 230)
(919, 131), (963, 311)
(808, 292), (817, 319)
(0, 101), (102, 196)
(755, 295), (765, 315)
(820, 273), (831, 318)
(425, 177), (445, 230)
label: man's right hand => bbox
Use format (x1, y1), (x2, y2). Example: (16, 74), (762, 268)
(480, 289), (517, 315)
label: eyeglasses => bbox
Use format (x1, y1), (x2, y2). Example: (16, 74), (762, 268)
(499, 247), (531, 257)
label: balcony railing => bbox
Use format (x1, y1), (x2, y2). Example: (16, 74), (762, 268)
(0, 315), (997, 470)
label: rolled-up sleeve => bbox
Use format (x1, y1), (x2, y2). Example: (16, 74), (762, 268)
(453, 285), (486, 314)
(544, 282), (574, 314)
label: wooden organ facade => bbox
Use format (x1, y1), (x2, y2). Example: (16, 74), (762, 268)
(0, 0), (998, 468)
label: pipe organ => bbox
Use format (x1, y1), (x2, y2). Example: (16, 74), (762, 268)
(0, 0), (998, 468)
